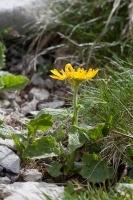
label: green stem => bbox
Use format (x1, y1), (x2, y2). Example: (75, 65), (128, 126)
(72, 85), (78, 126)
(65, 85), (79, 173)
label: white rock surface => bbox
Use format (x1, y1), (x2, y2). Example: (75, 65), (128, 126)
(1, 182), (64, 200)
(0, 145), (20, 174)
(22, 169), (43, 182)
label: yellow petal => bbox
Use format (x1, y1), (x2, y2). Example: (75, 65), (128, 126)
(49, 75), (65, 80)
(65, 63), (75, 72)
(86, 69), (99, 79)
(50, 69), (63, 78)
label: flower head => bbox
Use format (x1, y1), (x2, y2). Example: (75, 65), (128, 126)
(50, 63), (99, 86)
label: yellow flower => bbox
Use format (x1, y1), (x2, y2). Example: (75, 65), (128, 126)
(50, 63), (99, 86)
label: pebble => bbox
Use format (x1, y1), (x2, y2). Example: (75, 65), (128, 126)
(21, 169), (43, 182)
(37, 100), (65, 110)
(29, 87), (50, 101)
(45, 78), (54, 90)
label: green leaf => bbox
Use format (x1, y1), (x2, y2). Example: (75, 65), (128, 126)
(48, 161), (62, 177)
(64, 181), (74, 195)
(0, 75), (29, 91)
(68, 126), (86, 153)
(49, 124), (66, 142)
(0, 79), (4, 89)
(37, 108), (72, 120)
(28, 113), (53, 135)
(23, 136), (60, 159)
(80, 153), (114, 183)
(11, 134), (25, 158)
(81, 123), (105, 140)
(0, 42), (5, 69)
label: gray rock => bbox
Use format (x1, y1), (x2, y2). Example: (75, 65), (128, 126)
(38, 100), (65, 110)
(5, 91), (16, 100)
(1, 182), (64, 200)
(0, 0), (52, 35)
(0, 139), (17, 151)
(45, 78), (54, 90)
(5, 172), (19, 183)
(0, 0), (79, 37)
(0, 145), (20, 174)
(29, 87), (50, 101)
(0, 176), (11, 184)
(31, 73), (45, 87)
(21, 98), (38, 115)
(0, 165), (3, 172)
(21, 169), (43, 182)
(0, 100), (10, 108)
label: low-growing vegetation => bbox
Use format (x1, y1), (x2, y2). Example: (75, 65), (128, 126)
(1, 0), (133, 199)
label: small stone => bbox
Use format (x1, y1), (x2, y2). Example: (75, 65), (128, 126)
(0, 100), (10, 108)
(31, 73), (45, 87)
(22, 169), (43, 182)
(0, 145), (20, 174)
(37, 100), (65, 110)
(29, 87), (50, 101)
(21, 98), (38, 115)
(45, 78), (54, 90)
(5, 91), (16, 100)
(5, 108), (14, 113)
(0, 176), (11, 184)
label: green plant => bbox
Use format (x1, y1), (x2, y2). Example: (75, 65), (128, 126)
(11, 63), (114, 184)
(0, 42), (29, 91)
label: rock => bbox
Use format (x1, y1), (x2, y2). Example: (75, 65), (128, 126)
(31, 73), (45, 87)
(5, 108), (14, 114)
(116, 183), (133, 197)
(37, 100), (65, 110)
(0, 100), (10, 108)
(1, 182), (64, 200)
(0, 176), (11, 184)
(0, 185), (11, 199)
(0, 145), (20, 174)
(21, 98), (38, 115)
(5, 91), (16, 100)
(21, 169), (43, 182)
(45, 78), (54, 90)
(0, 0), (52, 35)
(0, 0), (80, 37)
(5, 172), (20, 183)
(25, 110), (39, 117)
(29, 87), (50, 101)
(0, 139), (17, 151)
(0, 166), (3, 172)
